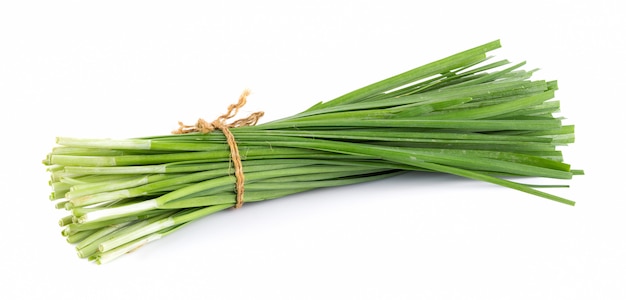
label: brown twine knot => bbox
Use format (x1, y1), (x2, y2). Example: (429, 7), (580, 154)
(173, 89), (264, 209)
(172, 89), (264, 134)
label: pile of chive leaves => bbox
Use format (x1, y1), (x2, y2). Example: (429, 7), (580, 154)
(44, 40), (582, 264)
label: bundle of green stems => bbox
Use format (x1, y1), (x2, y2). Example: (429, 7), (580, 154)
(44, 40), (582, 264)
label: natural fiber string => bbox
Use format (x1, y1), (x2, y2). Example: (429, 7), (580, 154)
(172, 90), (264, 208)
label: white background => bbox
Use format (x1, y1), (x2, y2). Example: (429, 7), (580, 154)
(1, 1), (624, 299)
